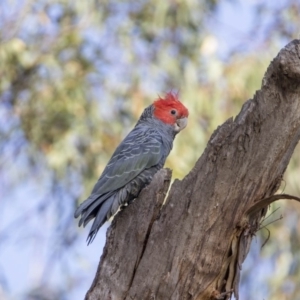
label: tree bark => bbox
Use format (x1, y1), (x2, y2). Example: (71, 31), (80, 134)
(85, 40), (300, 300)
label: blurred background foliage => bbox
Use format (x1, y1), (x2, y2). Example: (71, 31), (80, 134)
(0, 0), (300, 299)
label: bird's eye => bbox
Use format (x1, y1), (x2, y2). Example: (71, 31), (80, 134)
(170, 109), (177, 115)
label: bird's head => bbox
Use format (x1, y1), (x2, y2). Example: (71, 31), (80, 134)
(153, 92), (189, 133)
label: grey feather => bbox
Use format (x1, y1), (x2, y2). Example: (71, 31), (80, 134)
(75, 104), (176, 244)
(86, 197), (115, 244)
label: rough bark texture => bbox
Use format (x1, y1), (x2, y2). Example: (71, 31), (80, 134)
(85, 40), (300, 300)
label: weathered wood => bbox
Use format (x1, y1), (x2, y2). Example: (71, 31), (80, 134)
(85, 40), (300, 300)
(85, 169), (172, 300)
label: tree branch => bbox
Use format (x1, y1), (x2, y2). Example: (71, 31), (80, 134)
(85, 40), (300, 300)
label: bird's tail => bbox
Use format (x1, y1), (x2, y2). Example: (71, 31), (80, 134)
(74, 192), (115, 244)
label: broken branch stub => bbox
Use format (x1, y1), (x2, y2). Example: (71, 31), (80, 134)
(85, 40), (300, 300)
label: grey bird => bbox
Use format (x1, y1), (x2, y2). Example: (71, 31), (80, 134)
(74, 92), (189, 244)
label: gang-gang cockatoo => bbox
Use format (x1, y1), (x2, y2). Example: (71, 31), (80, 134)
(75, 92), (189, 244)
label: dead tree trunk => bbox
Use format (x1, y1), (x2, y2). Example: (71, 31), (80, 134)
(85, 40), (300, 300)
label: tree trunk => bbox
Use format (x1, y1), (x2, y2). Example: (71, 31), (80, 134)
(85, 40), (300, 300)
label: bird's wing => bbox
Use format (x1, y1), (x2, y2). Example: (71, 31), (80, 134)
(91, 127), (163, 195)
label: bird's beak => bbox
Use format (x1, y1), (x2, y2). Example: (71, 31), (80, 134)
(175, 117), (188, 132)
